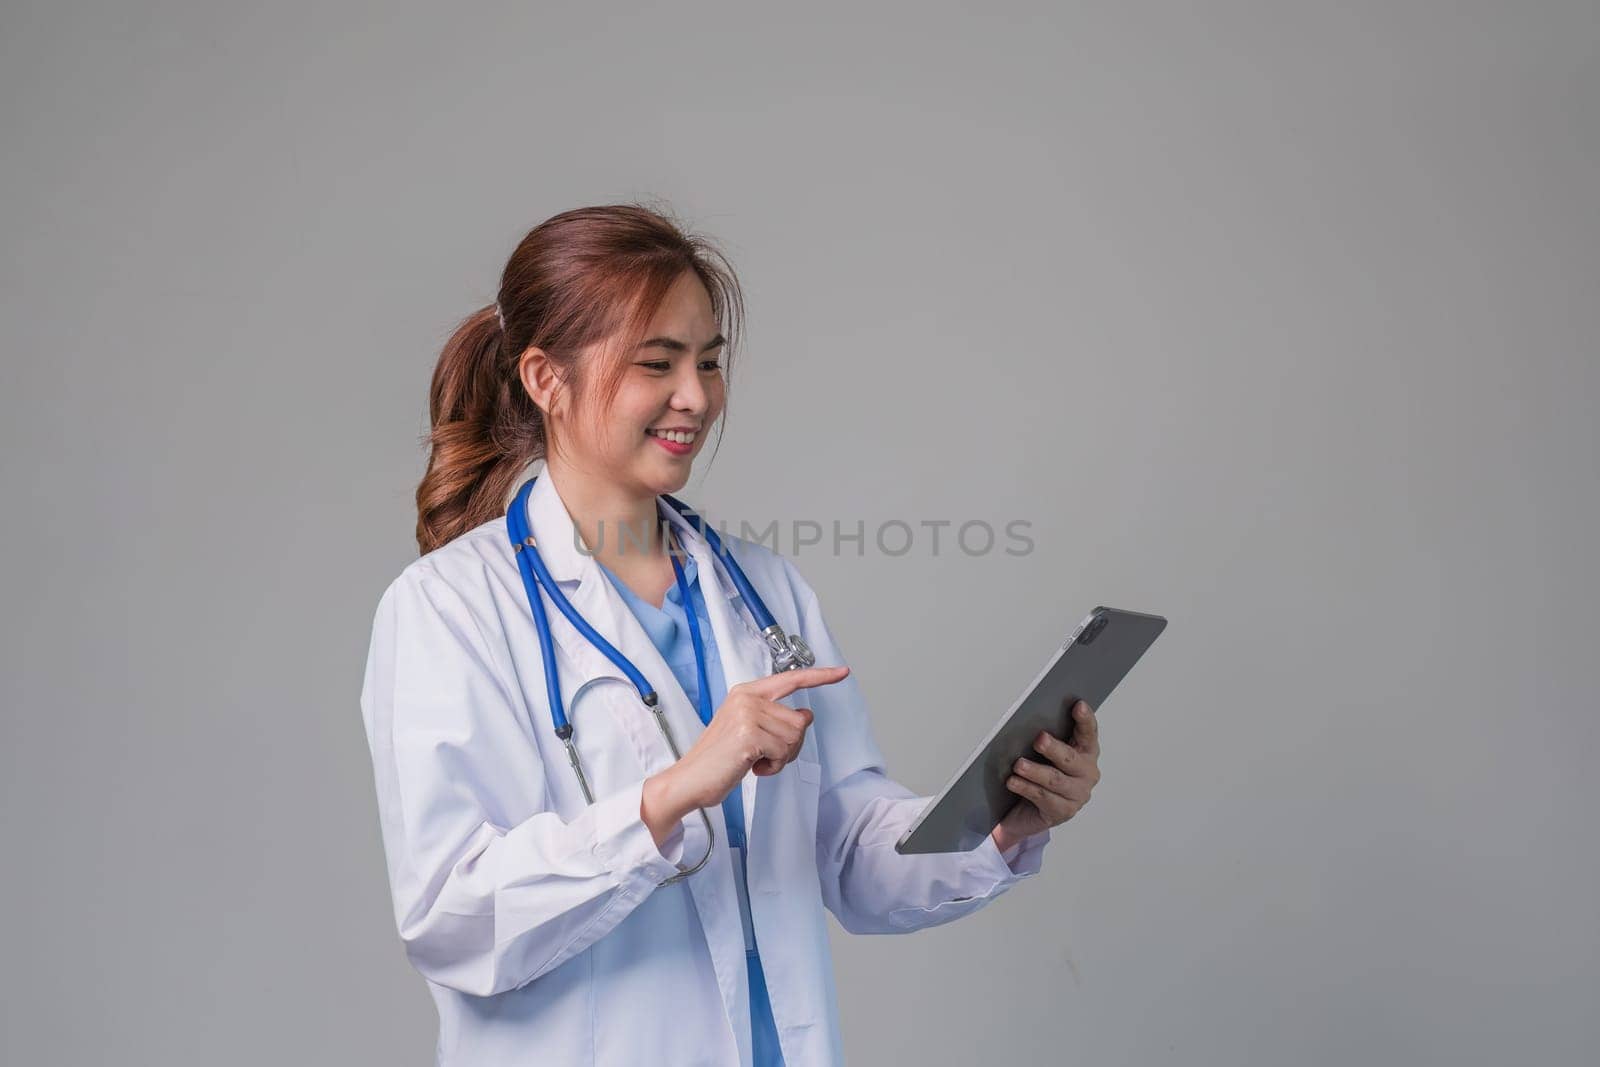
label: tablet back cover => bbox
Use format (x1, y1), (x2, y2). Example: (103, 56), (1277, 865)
(895, 606), (1167, 855)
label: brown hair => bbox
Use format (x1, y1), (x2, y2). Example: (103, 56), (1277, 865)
(414, 202), (745, 554)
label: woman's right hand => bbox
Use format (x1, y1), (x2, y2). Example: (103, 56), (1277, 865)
(642, 665), (850, 837)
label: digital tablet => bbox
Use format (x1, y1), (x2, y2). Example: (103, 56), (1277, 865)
(894, 606), (1167, 855)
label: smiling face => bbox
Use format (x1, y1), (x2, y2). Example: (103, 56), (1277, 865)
(539, 268), (727, 501)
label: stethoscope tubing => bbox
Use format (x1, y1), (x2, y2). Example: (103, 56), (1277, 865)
(504, 475), (811, 886)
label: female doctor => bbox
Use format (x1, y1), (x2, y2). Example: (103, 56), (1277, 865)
(359, 204), (1104, 1066)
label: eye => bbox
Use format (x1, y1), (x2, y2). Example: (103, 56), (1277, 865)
(638, 360), (671, 373)
(699, 360), (723, 372)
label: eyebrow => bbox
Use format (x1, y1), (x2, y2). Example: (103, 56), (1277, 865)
(636, 333), (725, 354)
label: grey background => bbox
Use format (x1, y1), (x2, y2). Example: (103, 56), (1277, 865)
(3, 1), (1596, 1063)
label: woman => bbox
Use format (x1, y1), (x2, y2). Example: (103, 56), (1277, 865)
(359, 204), (1103, 1066)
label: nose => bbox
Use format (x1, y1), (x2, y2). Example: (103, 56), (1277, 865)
(670, 360), (711, 416)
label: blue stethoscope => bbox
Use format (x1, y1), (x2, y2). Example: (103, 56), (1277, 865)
(505, 475), (815, 885)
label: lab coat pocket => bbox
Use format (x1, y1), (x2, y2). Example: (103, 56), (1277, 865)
(784, 758), (825, 895)
(755, 757), (823, 898)
(794, 758), (822, 786)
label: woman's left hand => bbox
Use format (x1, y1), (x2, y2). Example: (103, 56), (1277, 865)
(991, 699), (1101, 853)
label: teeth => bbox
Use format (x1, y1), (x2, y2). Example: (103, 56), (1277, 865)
(648, 429), (696, 444)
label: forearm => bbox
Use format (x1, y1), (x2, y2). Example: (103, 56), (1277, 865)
(818, 771), (1046, 934)
(392, 780), (684, 995)
(641, 767), (694, 850)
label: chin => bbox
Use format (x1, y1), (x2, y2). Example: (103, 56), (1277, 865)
(637, 461), (692, 496)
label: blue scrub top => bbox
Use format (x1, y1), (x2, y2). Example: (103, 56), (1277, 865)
(597, 552), (786, 1067)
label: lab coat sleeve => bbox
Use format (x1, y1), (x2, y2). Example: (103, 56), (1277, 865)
(360, 565), (690, 997)
(780, 558), (1052, 935)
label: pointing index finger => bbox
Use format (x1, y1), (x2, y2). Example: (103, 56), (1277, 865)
(744, 664), (851, 702)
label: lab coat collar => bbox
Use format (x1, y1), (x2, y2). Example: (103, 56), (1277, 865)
(524, 468), (744, 606)
(519, 464), (769, 700)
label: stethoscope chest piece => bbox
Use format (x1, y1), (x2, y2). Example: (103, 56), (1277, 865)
(763, 626), (815, 673)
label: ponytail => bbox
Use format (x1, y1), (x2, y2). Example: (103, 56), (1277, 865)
(414, 305), (543, 554)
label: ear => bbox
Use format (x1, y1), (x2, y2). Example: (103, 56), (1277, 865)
(517, 346), (565, 419)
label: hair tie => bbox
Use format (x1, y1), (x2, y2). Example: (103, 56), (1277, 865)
(493, 302), (507, 334)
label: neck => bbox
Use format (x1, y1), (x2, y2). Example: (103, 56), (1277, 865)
(543, 456), (671, 572)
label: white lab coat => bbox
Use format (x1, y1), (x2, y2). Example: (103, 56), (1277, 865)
(359, 472), (1051, 1066)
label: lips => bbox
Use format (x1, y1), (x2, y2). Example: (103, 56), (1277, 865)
(648, 432), (693, 456)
